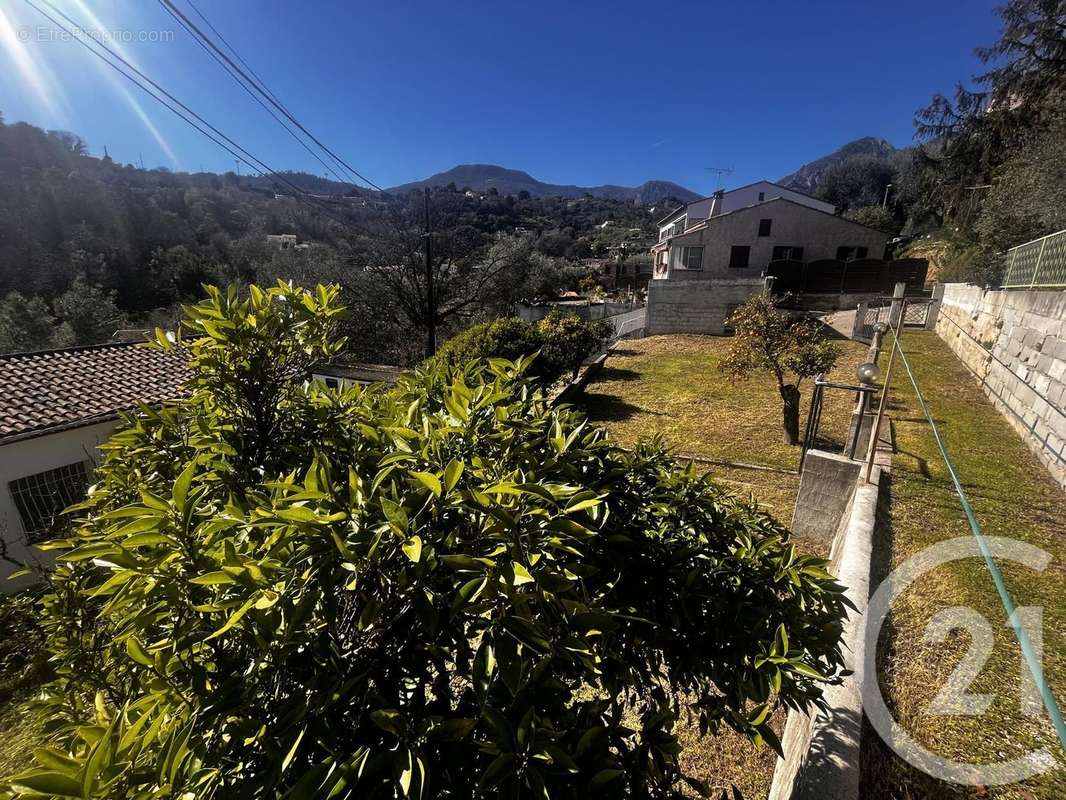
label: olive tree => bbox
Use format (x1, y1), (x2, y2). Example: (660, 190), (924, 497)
(722, 294), (840, 445)
(3, 282), (849, 799)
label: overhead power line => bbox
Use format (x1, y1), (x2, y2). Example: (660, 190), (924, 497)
(158, 0), (386, 193)
(183, 0), (291, 115)
(23, 0), (378, 238)
(156, 0), (355, 189)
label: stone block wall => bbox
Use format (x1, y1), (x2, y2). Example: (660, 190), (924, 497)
(935, 283), (1066, 488)
(645, 277), (766, 336)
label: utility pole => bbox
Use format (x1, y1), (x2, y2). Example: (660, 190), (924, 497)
(424, 188), (436, 357)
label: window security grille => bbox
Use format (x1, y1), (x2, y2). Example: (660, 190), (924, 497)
(9, 461), (92, 542)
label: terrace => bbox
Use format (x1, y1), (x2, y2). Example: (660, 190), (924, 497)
(580, 332), (869, 527)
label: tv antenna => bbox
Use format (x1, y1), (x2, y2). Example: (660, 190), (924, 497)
(705, 165), (733, 190)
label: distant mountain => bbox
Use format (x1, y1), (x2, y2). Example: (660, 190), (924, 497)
(778, 137), (898, 195)
(388, 164), (700, 204)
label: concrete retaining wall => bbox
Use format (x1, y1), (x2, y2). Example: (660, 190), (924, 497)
(791, 451), (860, 547)
(646, 277), (766, 336)
(935, 283), (1066, 488)
(770, 456), (885, 800)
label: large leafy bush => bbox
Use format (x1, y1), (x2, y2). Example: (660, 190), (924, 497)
(431, 310), (613, 386)
(3, 283), (849, 799)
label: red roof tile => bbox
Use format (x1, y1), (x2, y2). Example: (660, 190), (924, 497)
(0, 342), (190, 444)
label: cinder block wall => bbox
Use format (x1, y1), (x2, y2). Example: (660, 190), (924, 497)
(936, 283), (1066, 488)
(646, 278), (765, 336)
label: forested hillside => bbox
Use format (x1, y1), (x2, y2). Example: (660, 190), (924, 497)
(0, 116), (658, 362)
(780, 0), (1066, 280)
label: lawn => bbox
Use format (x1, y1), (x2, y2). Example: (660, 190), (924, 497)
(576, 332), (869, 797)
(579, 333), (870, 522)
(863, 331), (1066, 799)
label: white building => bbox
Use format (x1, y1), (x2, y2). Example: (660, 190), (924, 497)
(656, 180), (836, 242)
(0, 342), (400, 590)
(0, 342), (188, 588)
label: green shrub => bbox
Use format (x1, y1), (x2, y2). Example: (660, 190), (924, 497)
(430, 316), (543, 377)
(534, 309), (614, 380)
(0, 589), (48, 705)
(431, 311), (613, 386)
(2, 283), (848, 799)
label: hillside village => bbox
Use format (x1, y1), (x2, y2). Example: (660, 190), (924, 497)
(0, 1), (1065, 800)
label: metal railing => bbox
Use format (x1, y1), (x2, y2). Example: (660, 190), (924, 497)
(800, 378), (879, 471)
(1002, 229), (1066, 288)
(609, 307), (646, 339)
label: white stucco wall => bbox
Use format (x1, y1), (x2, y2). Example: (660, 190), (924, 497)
(718, 182), (835, 215)
(0, 420), (117, 589)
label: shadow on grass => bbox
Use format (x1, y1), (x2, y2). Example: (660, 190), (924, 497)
(582, 393), (657, 423)
(809, 317), (850, 341)
(592, 366), (642, 383)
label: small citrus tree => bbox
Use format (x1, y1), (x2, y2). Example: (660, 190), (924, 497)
(3, 283), (849, 799)
(721, 294), (840, 445)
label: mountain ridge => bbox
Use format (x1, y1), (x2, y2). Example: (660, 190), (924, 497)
(388, 164), (701, 204)
(777, 136), (899, 195)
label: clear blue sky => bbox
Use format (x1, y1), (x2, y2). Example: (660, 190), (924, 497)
(0, 0), (1002, 193)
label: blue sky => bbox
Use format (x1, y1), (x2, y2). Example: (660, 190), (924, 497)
(0, 0), (1002, 193)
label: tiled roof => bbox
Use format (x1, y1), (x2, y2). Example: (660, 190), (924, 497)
(312, 362), (402, 385)
(0, 342), (190, 444)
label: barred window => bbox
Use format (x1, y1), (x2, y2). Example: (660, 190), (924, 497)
(9, 461), (92, 542)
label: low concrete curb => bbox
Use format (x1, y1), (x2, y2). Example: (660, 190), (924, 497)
(768, 450), (888, 800)
(550, 352), (608, 406)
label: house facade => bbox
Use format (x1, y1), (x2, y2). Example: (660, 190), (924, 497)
(656, 180), (836, 242)
(0, 342), (189, 588)
(0, 341), (401, 590)
(651, 198), (889, 281)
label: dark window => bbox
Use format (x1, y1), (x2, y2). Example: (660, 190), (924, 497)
(729, 245), (750, 269)
(837, 246), (869, 261)
(772, 246), (804, 261)
(681, 246), (704, 270)
(324, 377), (340, 389)
(758, 219), (773, 237)
(9, 461), (92, 542)
(758, 191), (765, 201)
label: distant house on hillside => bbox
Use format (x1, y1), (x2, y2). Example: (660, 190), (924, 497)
(655, 180), (835, 242)
(651, 197), (887, 281)
(266, 233), (299, 250)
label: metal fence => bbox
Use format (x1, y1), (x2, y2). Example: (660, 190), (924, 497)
(1002, 229), (1066, 288)
(609, 307), (646, 339)
(767, 257), (928, 295)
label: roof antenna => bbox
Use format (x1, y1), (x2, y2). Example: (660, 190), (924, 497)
(704, 166), (733, 191)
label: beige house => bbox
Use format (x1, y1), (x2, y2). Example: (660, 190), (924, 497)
(650, 197), (889, 281)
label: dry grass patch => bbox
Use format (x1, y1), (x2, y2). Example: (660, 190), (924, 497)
(581, 334), (869, 473)
(863, 332), (1066, 799)
(0, 697), (44, 780)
